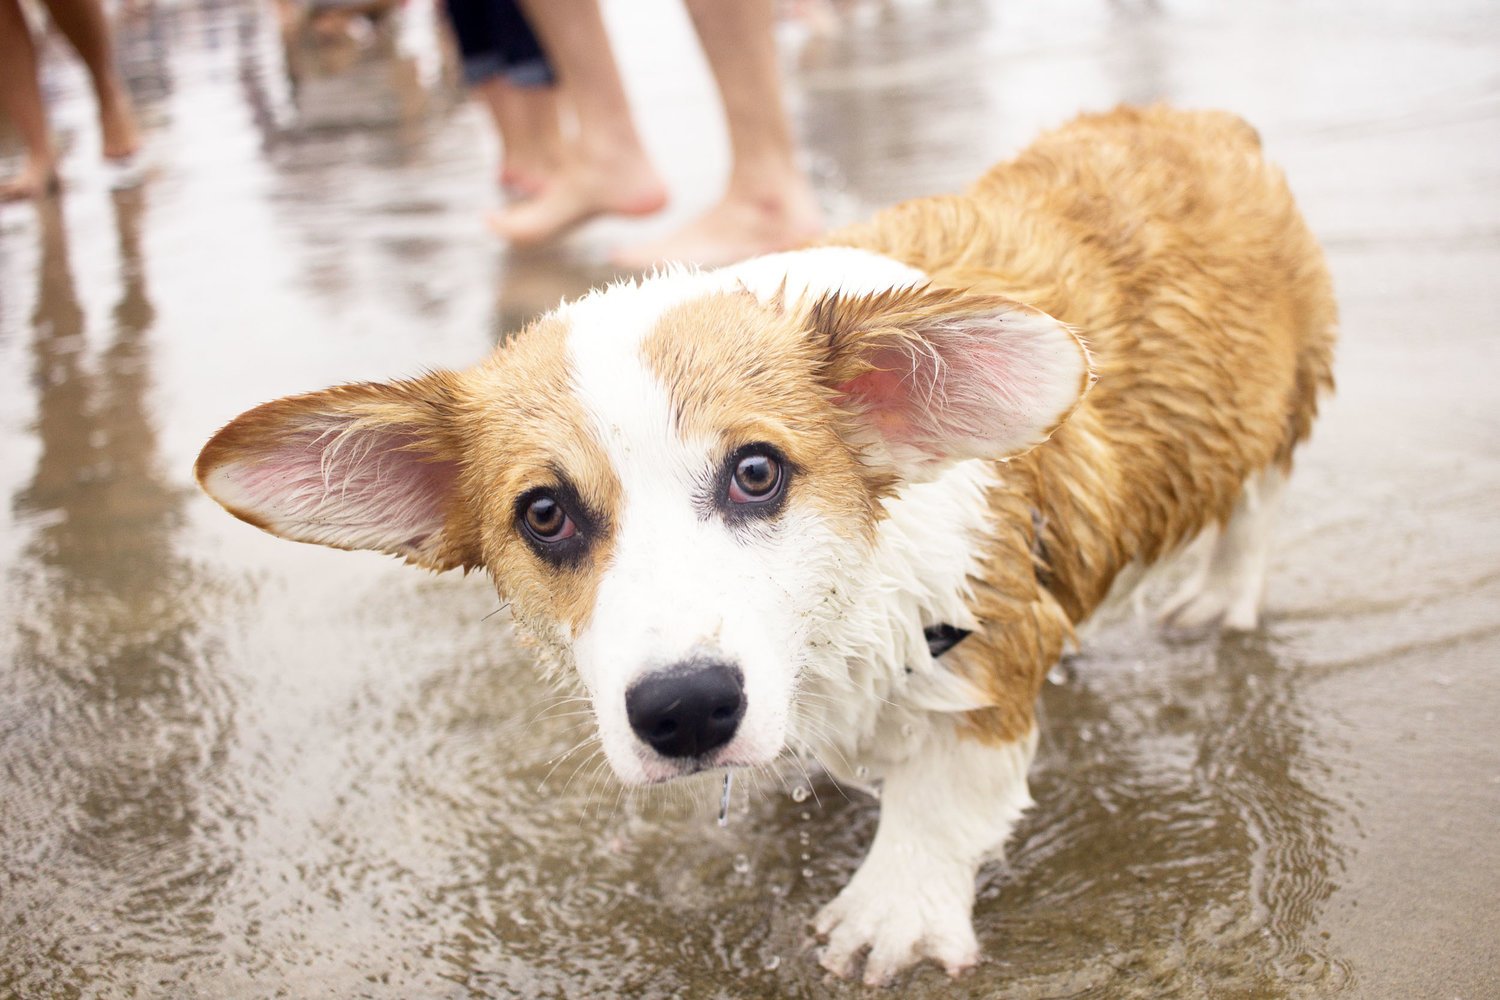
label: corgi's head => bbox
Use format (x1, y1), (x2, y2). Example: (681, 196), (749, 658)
(196, 250), (1090, 784)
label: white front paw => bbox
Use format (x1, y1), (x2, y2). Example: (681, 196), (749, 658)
(812, 859), (979, 986)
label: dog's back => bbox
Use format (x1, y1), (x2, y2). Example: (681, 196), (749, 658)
(826, 106), (1337, 736)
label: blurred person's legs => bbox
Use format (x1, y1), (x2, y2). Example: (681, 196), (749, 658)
(0, 0), (58, 200)
(45, 0), (140, 163)
(614, 0), (822, 268)
(0, 0), (140, 201)
(489, 0), (667, 245)
(446, 0), (561, 197)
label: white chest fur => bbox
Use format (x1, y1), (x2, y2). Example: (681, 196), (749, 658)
(792, 459), (1000, 781)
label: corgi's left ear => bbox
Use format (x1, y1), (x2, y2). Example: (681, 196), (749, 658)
(194, 373), (480, 571)
(811, 285), (1093, 481)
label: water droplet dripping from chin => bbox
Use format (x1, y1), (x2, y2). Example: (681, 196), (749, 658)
(791, 784), (810, 803)
(718, 771), (733, 827)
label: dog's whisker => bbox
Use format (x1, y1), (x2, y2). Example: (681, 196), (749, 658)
(516, 696), (596, 746)
(606, 779), (628, 824)
(552, 738), (605, 798)
(542, 725), (599, 760)
(779, 719), (856, 803)
(582, 756), (617, 812)
(529, 709), (598, 726)
(519, 692), (592, 723)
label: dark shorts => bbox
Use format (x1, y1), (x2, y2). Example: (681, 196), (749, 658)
(444, 0), (555, 88)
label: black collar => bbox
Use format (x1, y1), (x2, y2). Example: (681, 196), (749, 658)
(923, 623), (971, 657)
(920, 507), (1049, 660)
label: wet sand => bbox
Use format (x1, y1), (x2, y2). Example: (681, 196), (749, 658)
(1, 0), (1497, 996)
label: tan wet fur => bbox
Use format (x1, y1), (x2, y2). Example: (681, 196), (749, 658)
(640, 293), (887, 534)
(456, 315), (626, 641)
(821, 105), (1337, 742)
(196, 315), (625, 640)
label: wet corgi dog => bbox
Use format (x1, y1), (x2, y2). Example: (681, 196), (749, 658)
(196, 106), (1335, 985)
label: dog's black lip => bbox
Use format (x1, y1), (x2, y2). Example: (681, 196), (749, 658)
(642, 760), (707, 785)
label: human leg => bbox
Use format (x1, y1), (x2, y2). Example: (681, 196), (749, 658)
(488, 0), (666, 245)
(474, 79), (561, 196)
(38, 0), (140, 161)
(488, 0), (561, 193)
(0, 0), (61, 200)
(613, 0), (821, 268)
(445, 0), (561, 196)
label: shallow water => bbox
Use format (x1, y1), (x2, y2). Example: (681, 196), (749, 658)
(2, 0), (1498, 997)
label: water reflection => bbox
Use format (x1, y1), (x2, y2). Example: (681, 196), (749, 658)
(229, 0), (494, 324)
(973, 629), (1352, 997)
(2, 193), (234, 997)
(333, 619), (1350, 998)
(800, 0), (1003, 203)
(117, 0), (175, 110)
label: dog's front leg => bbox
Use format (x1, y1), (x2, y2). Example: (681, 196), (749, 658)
(814, 722), (1037, 986)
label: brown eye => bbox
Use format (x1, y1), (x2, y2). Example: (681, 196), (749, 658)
(728, 450), (783, 504)
(523, 493), (575, 542)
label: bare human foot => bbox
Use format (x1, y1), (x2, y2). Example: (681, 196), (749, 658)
(500, 170), (548, 201)
(611, 184), (823, 270)
(488, 143), (667, 246)
(0, 154), (60, 202)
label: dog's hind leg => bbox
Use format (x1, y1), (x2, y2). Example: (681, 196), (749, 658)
(1160, 465), (1287, 632)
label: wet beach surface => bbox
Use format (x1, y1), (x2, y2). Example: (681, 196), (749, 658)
(2, 0), (1498, 996)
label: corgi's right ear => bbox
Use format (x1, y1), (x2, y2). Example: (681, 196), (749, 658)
(809, 284), (1093, 483)
(194, 374), (481, 571)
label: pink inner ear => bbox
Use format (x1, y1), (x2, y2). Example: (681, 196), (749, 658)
(833, 306), (1087, 470)
(209, 420), (459, 557)
(837, 362), (935, 450)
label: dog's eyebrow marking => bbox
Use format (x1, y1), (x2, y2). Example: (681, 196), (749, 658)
(636, 291), (888, 535)
(460, 313), (624, 636)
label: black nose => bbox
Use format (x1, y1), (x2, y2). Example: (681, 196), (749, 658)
(625, 662), (745, 759)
